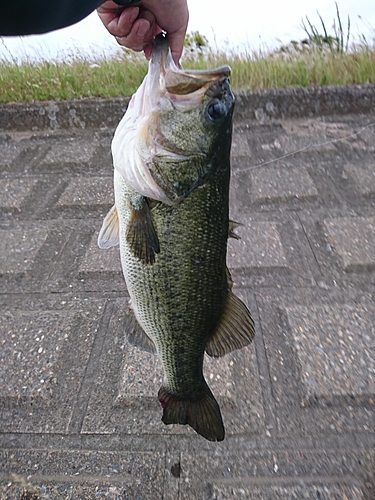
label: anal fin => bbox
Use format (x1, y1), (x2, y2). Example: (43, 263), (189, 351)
(98, 205), (120, 249)
(126, 194), (160, 265)
(205, 290), (255, 357)
(125, 304), (156, 354)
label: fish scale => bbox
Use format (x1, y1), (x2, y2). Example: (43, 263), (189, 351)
(99, 34), (255, 441)
(116, 168), (229, 395)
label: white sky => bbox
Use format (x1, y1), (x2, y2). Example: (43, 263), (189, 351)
(0, 0), (374, 62)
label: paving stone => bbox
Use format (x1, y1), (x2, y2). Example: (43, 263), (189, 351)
(230, 129), (252, 157)
(225, 214), (316, 288)
(0, 140), (26, 166)
(250, 164), (318, 203)
(202, 483), (364, 500)
(179, 448), (367, 499)
(1, 100), (375, 499)
(0, 482), (160, 500)
(227, 221), (288, 269)
(344, 162), (375, 194)
(79, 233), (122, 273)
(0, 449), (165, 500)
(0, 226), (49, 273)
(0, 304), (103, 432)
(281, 118), (352, 152)
(257, 290), (375, 436)
(286, 303), (375, 404)
(1, 448), (165, 479)
(346, 121), (375, 151)
(41, 137), (97, 164)
(0, 178), (39, 210)
(324, 216), (375, 271)
(181, 449), (349, 481)
(56, 177), (114, 207)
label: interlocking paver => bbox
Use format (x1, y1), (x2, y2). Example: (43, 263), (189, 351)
(0, 178), (39, 210)
(0, 303), (105, 433)
(199, 483), (364, 500)
(1, 89), (375, 499)
(0, 137), (28, 167)
(324, 216), (375, 271)
(56, 177), (113, 207)
(344, 162), (375, 194)
(79, 232), (121, 273)
(250, 164), (319, 202)
(41, 137), (97, 164)
(286, 303), (375, 403)
(227, 220), (288, 269)
(0, 226), (49, 273)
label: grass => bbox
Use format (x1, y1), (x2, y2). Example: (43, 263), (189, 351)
(1, 46), (374, 103)
(1, 6), (375, 103)
(184, 47), (375, 90)
(0, 54), (149, 103)
(301, 1), (350, 53)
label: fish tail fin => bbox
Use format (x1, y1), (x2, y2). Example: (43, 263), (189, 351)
(158, 382), (225, 442)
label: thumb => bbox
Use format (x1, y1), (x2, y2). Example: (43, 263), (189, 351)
(167, 29), (186, 64)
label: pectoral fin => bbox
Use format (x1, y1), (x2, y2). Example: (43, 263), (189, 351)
(98, 205), (120, 249)
(205, 290), (255, 358)
(126, 194), (160, 265)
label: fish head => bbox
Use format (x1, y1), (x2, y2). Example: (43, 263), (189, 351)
(112, 34), (234, 205)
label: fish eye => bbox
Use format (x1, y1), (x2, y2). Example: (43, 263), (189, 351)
(207, 99), (226, 121)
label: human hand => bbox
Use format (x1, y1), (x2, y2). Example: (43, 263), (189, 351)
(97, 0), (189, 63)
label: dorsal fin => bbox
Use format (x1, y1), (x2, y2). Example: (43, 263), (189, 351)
(229, 220), (243, 240)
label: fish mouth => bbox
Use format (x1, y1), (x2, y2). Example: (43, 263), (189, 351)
(148, 34), (231, 102)
(111, 34), (234, 206)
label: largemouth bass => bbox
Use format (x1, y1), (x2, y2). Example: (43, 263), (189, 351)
(98, 34), (254, 441)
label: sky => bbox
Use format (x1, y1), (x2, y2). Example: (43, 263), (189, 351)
(0, 0), (374, 62)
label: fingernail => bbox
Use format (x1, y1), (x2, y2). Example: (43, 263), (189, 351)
(136, 22), (149, 38)
(128, 7), (139, 23)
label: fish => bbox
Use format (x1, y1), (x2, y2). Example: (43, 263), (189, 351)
(98, 34), (255, 442)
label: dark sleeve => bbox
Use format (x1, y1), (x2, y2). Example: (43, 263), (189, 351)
(0, 0), (104, 36)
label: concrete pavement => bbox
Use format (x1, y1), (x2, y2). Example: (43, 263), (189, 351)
(1, 85), (375, 499)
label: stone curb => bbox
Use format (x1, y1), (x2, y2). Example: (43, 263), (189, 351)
(0, 84), (374, 132)
(0, 97), (131, 132)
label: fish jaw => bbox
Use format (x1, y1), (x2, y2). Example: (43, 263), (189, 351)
(112, 34), (234, 206)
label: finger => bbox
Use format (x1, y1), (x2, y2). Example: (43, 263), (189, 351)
(116, 20), (151, 52)
(143, 43), (153, 60)
(97, 6), (139, 37)
(142, 26), (163, 58)
(116, 9), (156, 52)
(168, 29), (186, 64)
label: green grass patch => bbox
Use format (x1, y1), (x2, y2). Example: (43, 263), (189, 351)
(0, 53), (149, 103)
(184, 46), (375, 88)
(1, 46), (374, 103)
